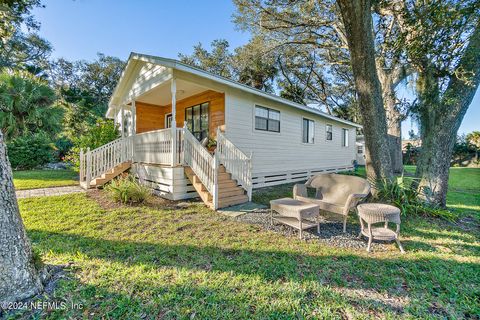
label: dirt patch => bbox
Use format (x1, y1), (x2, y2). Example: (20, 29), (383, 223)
(332, 286), (410, 316)
(87, 189), (201, 211)
(456, 215), (480, 233)
(86, 189), (124, 210)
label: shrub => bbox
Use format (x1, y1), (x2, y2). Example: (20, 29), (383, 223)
(54, 136), (74, 161)
(375, 177), (458, 221)
(6, 133), (54, 170)
(66, 119), (119, 170)
(105, 175), (151, 204)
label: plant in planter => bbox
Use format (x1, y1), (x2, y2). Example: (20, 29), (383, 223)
(207, 138), (217, 153)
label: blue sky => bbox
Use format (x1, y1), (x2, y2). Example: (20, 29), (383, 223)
(33, 0), (479, 136)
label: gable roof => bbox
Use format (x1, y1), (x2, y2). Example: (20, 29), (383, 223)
(108, 52), (362, 128)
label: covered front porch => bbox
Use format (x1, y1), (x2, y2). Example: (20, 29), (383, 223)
(80, 58), (252, 208)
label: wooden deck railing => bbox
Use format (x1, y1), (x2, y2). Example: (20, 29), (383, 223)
(133, 128), (183, 165)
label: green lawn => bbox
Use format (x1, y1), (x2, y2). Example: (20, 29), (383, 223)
(13, 169), (78, 190)
(12, 168), (480, 319)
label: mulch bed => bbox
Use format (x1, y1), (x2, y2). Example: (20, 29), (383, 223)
(86, 189), (183, 211)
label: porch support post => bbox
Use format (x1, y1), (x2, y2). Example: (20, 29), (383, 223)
(131, 100), (136, 135)
(121, 105), (125, 138)
(131, 100), (136, 162)
(113, 106), (118, 130)
(171, 77), (177, 166)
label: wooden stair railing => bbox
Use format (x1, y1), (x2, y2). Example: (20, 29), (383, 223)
(183, 127), (249, 209)
(216, 128), (253, 201)
(182, 126), (218, 207)
(79, 136), (134, 189)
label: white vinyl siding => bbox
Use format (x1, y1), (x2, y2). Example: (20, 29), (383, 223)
(302, 118), (314, 144)
(225, 88), (356, 178)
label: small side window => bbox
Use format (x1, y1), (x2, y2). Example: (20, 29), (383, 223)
(302, 118), (314, 143)
(342, 128), (349, 147)
(326, 124), (333, 141)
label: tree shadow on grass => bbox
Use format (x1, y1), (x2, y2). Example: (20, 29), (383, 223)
(26, 229), (480, 319)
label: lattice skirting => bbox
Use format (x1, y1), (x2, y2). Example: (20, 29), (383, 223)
(252, 165), (354, 189)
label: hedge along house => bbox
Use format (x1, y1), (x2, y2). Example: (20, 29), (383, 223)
(79, 53), (361, 209)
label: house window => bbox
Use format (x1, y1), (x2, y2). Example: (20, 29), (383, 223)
(165, 114), (172, 128)
(185, 102), (209, 140)
(357, 145), (363, 154)
(342, 128), (349, 147)
(123, 113), (131, 136)
(255, 106), (280, 133)
(302, 118), (314, 143)
(326, 124), (333, 141)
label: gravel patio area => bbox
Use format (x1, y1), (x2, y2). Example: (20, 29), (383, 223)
(235, 209), (391, 251)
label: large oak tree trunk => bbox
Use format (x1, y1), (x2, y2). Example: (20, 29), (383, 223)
(0, 131), (42, 302)
(385, 92), (404, 174)
(415, 23), (480, 207)
(337, 0), (394, 185)
(415, 120), (458, 207)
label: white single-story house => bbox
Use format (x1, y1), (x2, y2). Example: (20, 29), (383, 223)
(79, 52), (361, 209)
(356, 135), (366, 166)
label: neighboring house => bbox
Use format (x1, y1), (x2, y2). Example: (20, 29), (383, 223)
(356, 135), (366, 166)
(79, 53), (361, 209)
(402, 139), (422, 151)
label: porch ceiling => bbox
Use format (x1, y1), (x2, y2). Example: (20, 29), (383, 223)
(136, 79), (208, 106)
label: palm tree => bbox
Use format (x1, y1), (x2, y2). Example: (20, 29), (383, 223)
(0, 71), (62, 140)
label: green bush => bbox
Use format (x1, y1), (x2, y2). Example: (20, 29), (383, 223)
(6, 134), (54, 170)
(66, 119), (119, 170)
(375, 177), (458, 221)
(105, 175), (151, 204)
(54, 136), (74, 161)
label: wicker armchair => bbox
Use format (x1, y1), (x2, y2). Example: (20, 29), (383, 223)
(293, 173), (370, 232)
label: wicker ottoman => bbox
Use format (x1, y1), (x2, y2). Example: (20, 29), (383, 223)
(270, 198), (320, 239)
(357, 203), (405, 253)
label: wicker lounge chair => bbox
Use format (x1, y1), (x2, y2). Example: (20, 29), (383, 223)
(293, 173), (371, 232)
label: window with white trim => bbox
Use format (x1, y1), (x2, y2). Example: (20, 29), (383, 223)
(357, 145), (363, 154)
(255, 106), (280, 132)
(326, 124), (333, 141)
(302, 118), (314, 143)
(342, 128), (349, 147)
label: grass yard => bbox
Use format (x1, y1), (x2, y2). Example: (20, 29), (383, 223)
(10, 167), (480, 319)
(13, 169), (78, 190)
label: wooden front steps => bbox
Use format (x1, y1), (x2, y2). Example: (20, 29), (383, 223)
(184, 165), (249, 209)
(80, 161), (131, 189)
